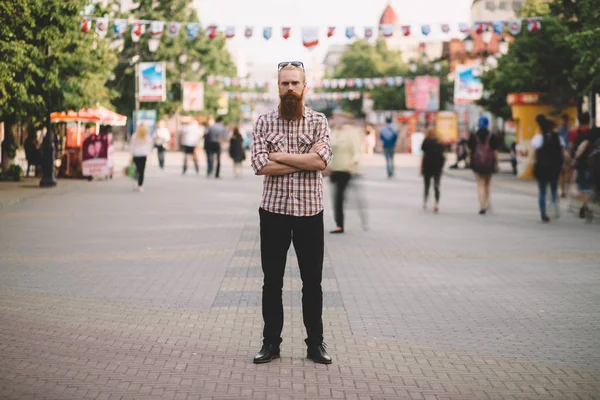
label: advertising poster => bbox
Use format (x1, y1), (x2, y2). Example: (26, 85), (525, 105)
(415, 76), (440, 111)
(82, 134), (109, 177)
(139, 62), (166, 102)
(436, 111), (458, 144)
(405, 79), (416, 109)
(183, 81), (204, 111)
(454, 64), (483, 104)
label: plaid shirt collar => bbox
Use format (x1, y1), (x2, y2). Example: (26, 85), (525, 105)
(274, 105), (309, 119)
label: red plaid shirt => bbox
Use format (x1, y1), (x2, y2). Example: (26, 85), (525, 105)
(251, 107), (333, 216)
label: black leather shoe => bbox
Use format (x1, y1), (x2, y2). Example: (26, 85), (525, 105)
(253, 343), (280, 364)
(307, 342), (332, 364)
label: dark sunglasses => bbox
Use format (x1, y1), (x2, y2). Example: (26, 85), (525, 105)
(278, 61), (304, 71)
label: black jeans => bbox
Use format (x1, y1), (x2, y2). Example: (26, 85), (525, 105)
(133, 156), (147, 187)
(155, 144), (165, 169)
(330, 171), (351, 230)
(259, 208), (324, 347)
(423, 172), (441, 203)
(205, 142), (221, 178)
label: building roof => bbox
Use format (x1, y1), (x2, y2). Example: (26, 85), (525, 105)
(379, 3), (398, 25)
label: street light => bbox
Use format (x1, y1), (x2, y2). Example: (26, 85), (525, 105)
(178, 53), (188, 66)
(463, 34), (475, 54)
(191, 60), (201, 72)
(148, 38), (160, 53)
(433, 60), (442, 73)
(409, 60), (418, 73)
(482, 31), (493, 45)
(498, 36), (509, 55)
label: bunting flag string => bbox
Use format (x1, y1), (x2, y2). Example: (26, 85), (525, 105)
(224, 91), (362, 101)
(80, 16), (542, 50)
(208, 75), (406, 89)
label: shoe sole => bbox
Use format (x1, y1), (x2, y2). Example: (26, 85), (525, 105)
(253, 354), (280, 364)
(307, 355), (332, 364)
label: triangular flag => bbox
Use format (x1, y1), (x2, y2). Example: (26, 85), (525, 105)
(263, 27), (272, 40)
(245, 27), (253, 38)
(394, 77), (404, 86)
(474, 21), (487, 34)
(492, 21), (506, 35)
(150, 21), (164, 40)
(206, 25), (218, 39)
(355, 79), (363, 88)
(527, 18), (541, 33)
(441, 24), (450, 34)
(421, 25), (431, 36)
(113, 19), (127, 37)
(131, 22), (145, 42)
(225, 26), (235, 39)
(302, 27), (319, 49)
(401, 25), (411, 36)
(459, 23), (470, 33)
(380, 24), (394, 37)
(95, 18), (108, 38)
(345, 27), (355, 39)
(327, 26), (336, 37)
(508, 19), (522, 35)
(80, 18), (91, 33)
(282, 27), (291, 39)
(364, 27), (373, 39)
(167, 22), (181, 38)
(187, 23), (200, 40)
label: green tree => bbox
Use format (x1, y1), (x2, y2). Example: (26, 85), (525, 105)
(106, 0), (238, 123)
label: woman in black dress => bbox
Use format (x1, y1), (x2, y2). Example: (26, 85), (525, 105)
(421, 127), (446, 213)
(229, 126), (246, 178)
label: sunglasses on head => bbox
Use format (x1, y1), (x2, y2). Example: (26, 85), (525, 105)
(278, 61), (305, 71)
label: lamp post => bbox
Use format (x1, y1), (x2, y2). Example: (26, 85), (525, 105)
(40, 45), (56, 187)
(463, 34), (475, 55)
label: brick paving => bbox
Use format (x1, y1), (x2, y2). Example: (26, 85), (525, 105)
(1, 152), (599, 399)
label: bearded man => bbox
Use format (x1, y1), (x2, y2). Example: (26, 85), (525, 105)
(250, 61), (333, 364)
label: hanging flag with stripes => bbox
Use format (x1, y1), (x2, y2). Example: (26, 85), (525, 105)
(282, 27), (291, 39)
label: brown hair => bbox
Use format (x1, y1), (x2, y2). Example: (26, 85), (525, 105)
(425, 127), (438, 140)
(278, 64), (306, 83)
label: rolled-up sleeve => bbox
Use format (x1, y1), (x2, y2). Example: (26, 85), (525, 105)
(315, 116), (333, 166)
(251, 116), (269, 174)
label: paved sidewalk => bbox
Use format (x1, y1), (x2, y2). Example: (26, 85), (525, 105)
(1, 152), (599, 400)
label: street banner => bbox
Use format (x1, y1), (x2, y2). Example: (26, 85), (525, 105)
(405, 79), (416, 109)
(133, 110), (157, 135)
(183, 81), (204, 111)
(82, 134), (109, 177)
(436, 111), (458, 144)
(454, 64), (483, 104)
(138, 62), (166, 102)
(415, 76), (440, 111)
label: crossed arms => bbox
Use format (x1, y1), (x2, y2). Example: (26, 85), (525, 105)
(251, 116), (333, 176)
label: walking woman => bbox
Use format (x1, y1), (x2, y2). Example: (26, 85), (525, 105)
(130, 124), (153, 192)
(532, 115), (565, 222)
(421, 127), (446, 212)
(229, 126), (246, 177)
(468, 116), (499, 215)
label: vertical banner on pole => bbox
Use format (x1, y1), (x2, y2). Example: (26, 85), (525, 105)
(138, 62), (167, 102)
(415, 76), (440, 111)
(182, 81), (205, 111)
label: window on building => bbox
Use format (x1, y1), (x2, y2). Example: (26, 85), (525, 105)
(512, 0), (523, 12)
(499, 1), (508, 10)
(486, 1), (497, 11)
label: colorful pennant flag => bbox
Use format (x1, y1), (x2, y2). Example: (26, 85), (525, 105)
(150, 21), (164, 40)
(327, 26), (336, 37)
(167, 22), (181, 38)
(345, 27), (355, 39)
(527, 18), (541, 33)
(492, 21), (506, 35)
(508, 19), (522, 35)
(187, 23), (200, 40)
(364, 27), (373, 39)
(95, 18), (108, 37)
(245, 27), (253, 38)
(380, 24), (394, 37)
(206, 25), (217, 39)
(401, 25), (411, 36)
(302, 27), (319, 49)
(282, 27), (291, 39)
(441, 24), (450, 34)
(225, 26), (235, 39)
(263, 27), (272, 40)
(131, 22), (144, 42)
(421, 25), (431, 36)
(474, 21), (487, 34)
(113, 19), (127, 37)
(80, 18), (91, 33)
(459, 23), (470, 33)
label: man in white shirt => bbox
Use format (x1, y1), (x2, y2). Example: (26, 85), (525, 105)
(180, 119), (203, 175)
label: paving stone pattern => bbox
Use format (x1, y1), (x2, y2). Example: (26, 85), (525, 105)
(1, 158), (599, 399)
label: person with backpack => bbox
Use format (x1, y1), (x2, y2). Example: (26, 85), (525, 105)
(421, 127), (446, 213)
(570, 112), (597, 218)
(379, 116), (398, 178)
(532, 115), (565, 222)
(468, 116), (499, 215)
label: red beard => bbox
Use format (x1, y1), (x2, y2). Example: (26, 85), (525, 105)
(279, 92), (304, 121)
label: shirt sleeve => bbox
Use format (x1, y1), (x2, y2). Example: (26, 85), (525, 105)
(314, 115), (333, 166)
(251, 116), (269, 174)
(531, 133), (543, 149)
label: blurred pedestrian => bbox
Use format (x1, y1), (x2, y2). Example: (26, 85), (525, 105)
(557, 114), (571, 197)
(154, 120), (171, 170)
(130, 124), (153, 192)
(24, 129), (42, 177)
(364, 125), (376, 156)
(421, 127), (446, 213)
(229, 126), (246, 178)
(180, 118), (202, 175)
(449, 138), (469, 169)
(468, 116), (499, 215)
(328, 114), (362, 233)
(204, 115), (228, 179)
(380, 117), (398, 178)
(532, 115), (565, 222)
(509, 141), (518, 176)
(571, 112), (598, 219)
